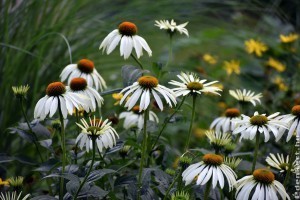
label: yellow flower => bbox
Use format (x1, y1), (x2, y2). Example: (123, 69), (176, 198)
(245, 39), (268, 57)
(202, 54), (217, 65)
(266, 57), (286, 72)
(193, 128), (207, 139)
(280, 33), (299, 43)
(0, 178), (9, 186)
(223, 60), (240, 75)
(273, 76), (288, 91)
(112, 93), (123, 105)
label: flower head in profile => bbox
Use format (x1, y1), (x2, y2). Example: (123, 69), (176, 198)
(210, 108), (241, 133)
(205, 130), (232, 149)
(266, 57), (286, 72)
(229, 89), (262, 106)
(171, 191), (190, 200)
(155, 19), (189, 37)
(224, 157), (242, 170)
(99, 21), (152, 59)
(119, 105), (159, 130)
(76, 116), (119, 152)
(182, 153), (237, 190)
(60, 59), (107, 91)
(223, 60), (240, 75)
(34, 82), (89, 120)
(8, 176), (24, 188)
(232, 111), (287, 142)
(235, 169), (290, 200)
(203, 54), (217, 65)
(245, 39), (268, 57)
(0, 191), (30, 200)
(66, 77), (104, 112)
(276, 105), (300, 142)
(12, 85), (30, 99)
(169, 72), (221, 97)
(119, 75), (177, 112)
(280, 33), (298, 43)
(266, 153), (295, 173)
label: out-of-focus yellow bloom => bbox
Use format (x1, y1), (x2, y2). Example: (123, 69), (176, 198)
(202, 54), (217, 64)
(245, 39), (268, 57)
(266, 57), (286, 72)
(172, 157), (180, 169)
(280, 33), (299, 43)
(218, 102), (227, 110)
(273, 76), (288, 91)
(223, 60), (240, 75)
(73, 108), (85, 116)
(112, 93), (123, 105)
(0, 178), (9, 186)
(193, 128), (207, 139)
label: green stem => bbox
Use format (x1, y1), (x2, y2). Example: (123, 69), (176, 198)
(184, 95), (197, 152)
(73, 139), (96, 199)
(165, 35), (173, 69)
(74, 109), (80, 164)
(19, 98), (44, 162)
(137, 108), (149, 199)
(163, 168), (183, 200)
(204, 179), (212, 200)
(131, 53), (144, 69)
(151, 96), (186, 150)
(283, 137), (297, 187)
(58, 100), (66, 200)
(252, 132), (260, 172)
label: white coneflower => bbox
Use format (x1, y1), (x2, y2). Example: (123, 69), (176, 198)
(229, 89), (262, 106)
(276, 105), (300, 142)
(205, 130), (232, 148)
(119, 75), (177, 112)
(266, 153), (295, 173)
(210, 108), (241, 133)
(155, 19), (189, 37)
(99, 21), (152, 59)
(76, 116), (119, 153)
(119, 105), (159, 130)
(60, 59), (107, 91)
(232, 111), (287, 142)
(169, 72), (221, 97)
(235, 169), (290, 200)
(182, 153), (237, 190)
(66, 77), (104, 112)
(0, 191), (30, 200)
(34, 82), (90, 120)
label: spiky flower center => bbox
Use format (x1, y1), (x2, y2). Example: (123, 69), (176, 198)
(132, 105), (142, 114)
(77, 59), (94, 74)
(46, 82), (66, 96)
(279, 163), (289, 169)
(118, 22), (137, 36)
(253, 169), (275, 184)
(70, 77), (87, 91)
(225, 108), (240, 118)
(292, 105), (300, 116)
(186, 82), (203, 91)
(203, 154), (223, 166)
(138, 76), (159, 89)
(250, 115), (268, 126)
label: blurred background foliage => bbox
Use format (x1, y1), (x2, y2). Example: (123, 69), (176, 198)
(0, 0), (300, 184)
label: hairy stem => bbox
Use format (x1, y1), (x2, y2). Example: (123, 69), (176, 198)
(131, 53), (144, 69)
(252, 132), (260, 172)
(73, 139), (96, 199)
(284, 137), (297, 187)
(184, 95), (196, 152)
(58, 100), (66, 200)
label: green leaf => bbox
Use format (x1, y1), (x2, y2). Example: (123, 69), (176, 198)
(87, 169), (116, 183)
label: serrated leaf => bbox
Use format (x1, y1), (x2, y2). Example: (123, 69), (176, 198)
(106, 141), (124, 154)
(87, 169), (116, 183)
(31, 195), (57, 200)
(34, 158), (60, 172)
(9, 127), (34, 142)
(43, 173), (80, 182)
(114, 175), (136, 187)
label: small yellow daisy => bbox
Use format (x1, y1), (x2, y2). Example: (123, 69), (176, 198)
(245, 39), (268, 57)
(266, 57), (286, 72)
(223, 60), (240, 75)
(280, 33), (299, 43)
